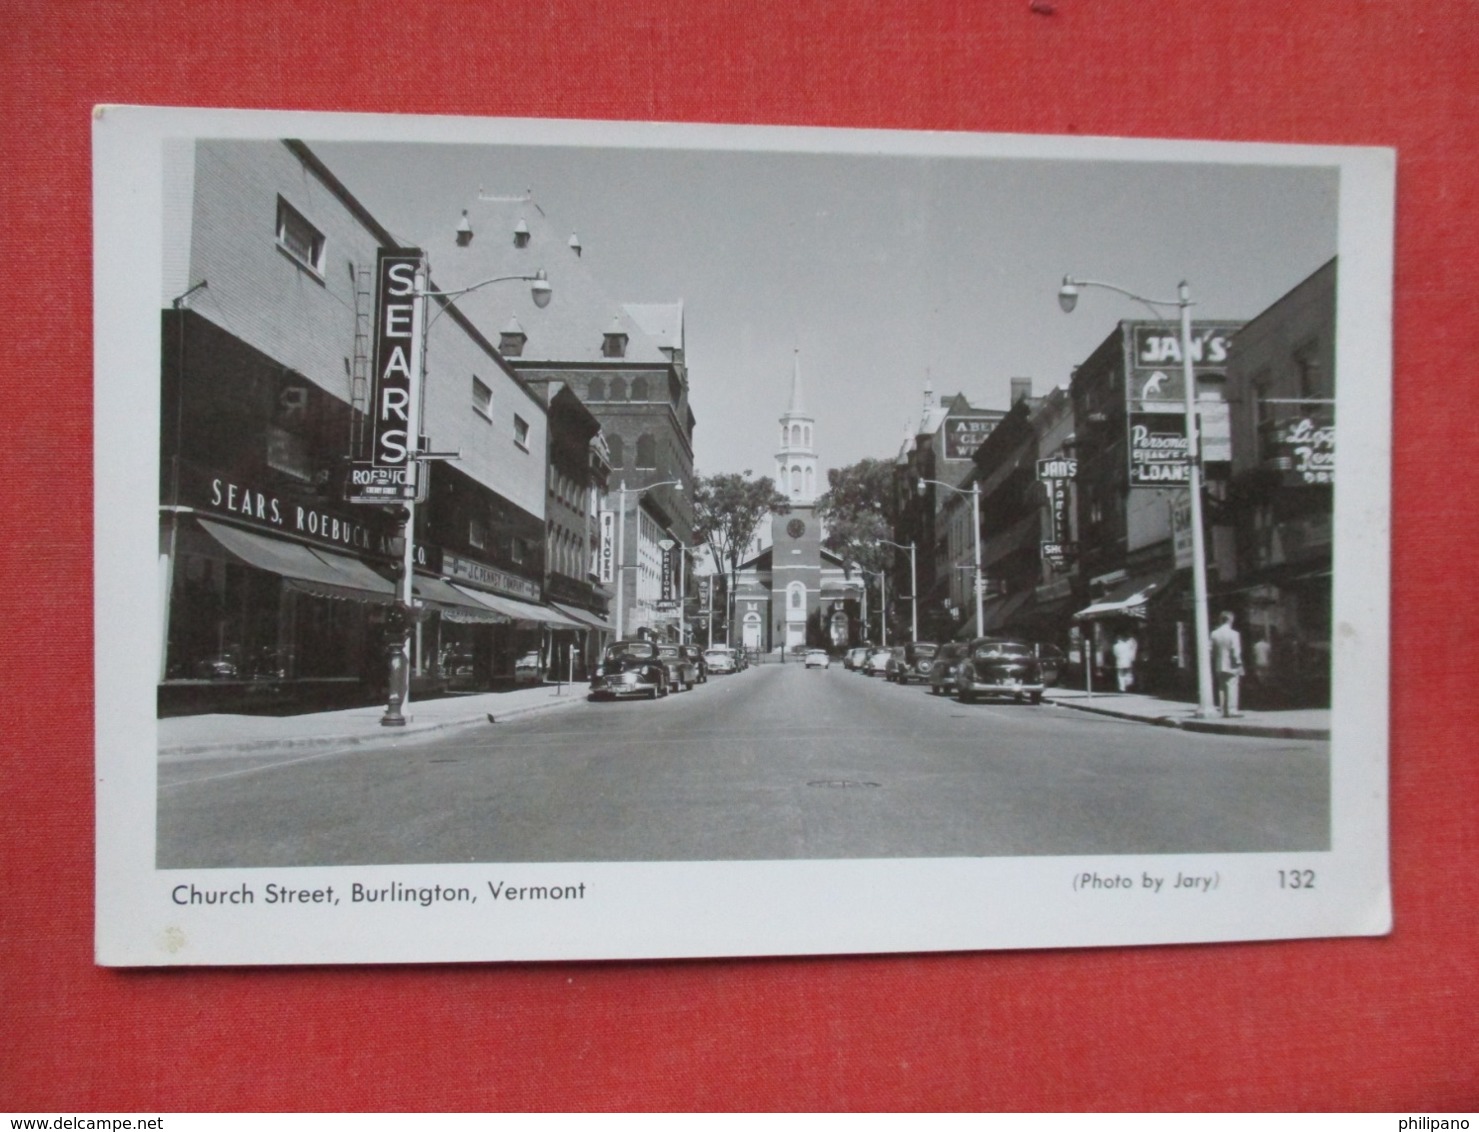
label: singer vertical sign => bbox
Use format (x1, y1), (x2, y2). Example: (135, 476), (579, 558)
(358, 248), (424, 500)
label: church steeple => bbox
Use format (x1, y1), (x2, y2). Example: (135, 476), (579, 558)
(776, 349), (818, 503)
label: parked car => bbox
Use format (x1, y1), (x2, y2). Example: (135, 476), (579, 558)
(657, 643), (699, 692)
(703, 646), (737, 675)
(955, 637), (1045, 704)
(513, 650), (543, 684)
(1033, 642), (1066, 687)
(861, 647), (894, 677)
(885, 642), (936, 684)
(589, 640), (669, 700)
(843, 647), (870, 671)
(882, 646), (908, 681)
(680, 644), (709, 683)
(804, 648), (831, 669)
(927, 642), (970, 696)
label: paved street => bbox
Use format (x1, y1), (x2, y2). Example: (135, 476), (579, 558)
(158, 661), (1329, 867)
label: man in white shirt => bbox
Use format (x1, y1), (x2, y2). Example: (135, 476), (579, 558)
(1210, 610), (1245, 717)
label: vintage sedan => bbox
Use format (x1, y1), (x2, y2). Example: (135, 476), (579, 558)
(860, 647), (894, 677)
(680, 644), (709, 683)
(927, 642), (970, 696)
(589, 640), (668, 701)
(955, 637), (1046, 704)
(657, 643), (699, 692)
(843, 646), (870, 671)
(889, 642), (939, 684)
(703, 646), (737, 675)
(803, 648), (831, 669)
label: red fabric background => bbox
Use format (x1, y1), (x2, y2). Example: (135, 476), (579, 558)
(2, 0), (1475, 1112)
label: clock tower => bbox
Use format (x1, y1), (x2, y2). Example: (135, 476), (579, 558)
(771, 351), (822, 650)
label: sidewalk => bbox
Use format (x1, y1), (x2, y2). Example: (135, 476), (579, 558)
(158, 682), (591, 757)
(1043, 687), (1329, 740)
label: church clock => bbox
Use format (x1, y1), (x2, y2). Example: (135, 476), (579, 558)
(786, 518), (806, 539)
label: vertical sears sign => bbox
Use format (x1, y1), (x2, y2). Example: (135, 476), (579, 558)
(370, 248), (423, 473)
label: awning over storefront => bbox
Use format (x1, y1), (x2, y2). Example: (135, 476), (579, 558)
(412, 575), (509, 624)
(549, 602), (612, 632)
(1073, 570), (1176, 622)
(953, 588), (1036, 640)
(449, 584), (585, 628)
(197, 517), (395, 604)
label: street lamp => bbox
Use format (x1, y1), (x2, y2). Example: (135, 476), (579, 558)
(919, 477), (983, 640)
(876, 537), (918, 642)
(1057, 274), (1215, 718)
(379, 263), (553, 727)
(613, 478), (684, 641)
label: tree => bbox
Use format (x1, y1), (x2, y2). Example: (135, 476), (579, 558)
(817, 457), (898, 578)
(690, 471), (790, 641)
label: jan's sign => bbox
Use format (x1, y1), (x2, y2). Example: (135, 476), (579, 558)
(1128, 414), (1191, 485)
(370, 248), (423, 469)
(1127, 322), (1240, 406)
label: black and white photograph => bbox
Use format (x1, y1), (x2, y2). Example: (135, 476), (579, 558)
(95, 107), (1392, 965)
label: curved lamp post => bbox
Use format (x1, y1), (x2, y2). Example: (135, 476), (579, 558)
(614, 479), (684, 642)
(919, 477), (983, 641)
(1057, 275), (1214, 718)
(876, 537), (918, 642)
(381, 265), (553, 727)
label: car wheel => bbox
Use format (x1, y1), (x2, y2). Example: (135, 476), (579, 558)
(646, 688), (657, 700)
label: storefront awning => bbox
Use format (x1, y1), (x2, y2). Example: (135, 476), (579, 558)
(549, 602), (612, 632)
(1073, 570), (1176, 622)
(413, 576), (509, 624)
(197, 518), (395, 604)
(449, 584), (584, 628)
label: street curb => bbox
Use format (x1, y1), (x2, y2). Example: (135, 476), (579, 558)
(161, 694), (590, 758)
(485, 692), (590, 724)
(1048, 698), (1329, 741)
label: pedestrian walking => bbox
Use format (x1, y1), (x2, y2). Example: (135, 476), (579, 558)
(1111, 629), (1139, 692)
(1210, 610), (1245, 717)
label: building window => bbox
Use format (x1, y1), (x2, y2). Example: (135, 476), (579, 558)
(499, 331), (525, 357)
(636, 434), (657, 470)
(275, 197), (324, 275)
(514, 414), (530, 450)
(472, 376), (493, 419)
(469, 515), (487, 550)
(630, 376), (649, 401)
(513, 219), (530, 248)
(608, 434), (624, 467)
(511, 537), (527, 564)
(609, 377), (627, 401)
(603, 332), (628, 358)
(588, 377), (606, 401)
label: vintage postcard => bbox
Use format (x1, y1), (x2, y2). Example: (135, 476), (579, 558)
(95, 107), (1392, 965)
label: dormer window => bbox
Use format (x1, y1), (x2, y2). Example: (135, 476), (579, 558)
(499, 317), (526, 358)
(603, 332), (628, 358)
(513, 219), (530, 249)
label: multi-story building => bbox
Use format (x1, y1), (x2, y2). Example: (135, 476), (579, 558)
(1221, 259), (1336, 706)
(1067, 319), (1241, 693)
(158, 139), (560, 713)
(422, 192), (696, 643)
(893, 385), (1008, 640)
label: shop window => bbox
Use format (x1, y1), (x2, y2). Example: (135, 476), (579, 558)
(513, 414), (530, 450)
(635, 434), (657, 470)
(275, 197), (325, 276)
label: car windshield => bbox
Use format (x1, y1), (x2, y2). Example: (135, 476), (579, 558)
(606, 642), (657, 660)
(908, 644), (938, 658)
(972, 641), (1034, 661)
(704, 649), (729, 660)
